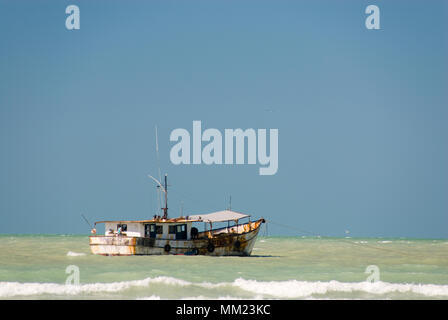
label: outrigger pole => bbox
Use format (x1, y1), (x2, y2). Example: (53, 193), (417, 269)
(81, 213), (94, 229)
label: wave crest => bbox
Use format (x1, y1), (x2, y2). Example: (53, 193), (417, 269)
(66, 251), (86, 257)
(1, 276), (448, 299)
(231, 278), (448, 298)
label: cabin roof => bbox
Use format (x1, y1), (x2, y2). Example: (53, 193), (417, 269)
(94, 210), (250, 225)
(187, 210), (250, 222)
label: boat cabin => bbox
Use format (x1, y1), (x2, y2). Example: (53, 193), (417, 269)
(102, 220), (192, 240)
(94, 210), (251, 240)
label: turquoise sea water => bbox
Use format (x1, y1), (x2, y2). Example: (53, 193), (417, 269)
(0, 234), (447, 299)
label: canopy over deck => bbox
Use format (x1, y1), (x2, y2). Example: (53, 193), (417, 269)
(93, 210), (250, 225)
(187, 210), (250, 223)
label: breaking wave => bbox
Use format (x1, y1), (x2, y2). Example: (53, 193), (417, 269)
(230, 278), (448, 298)
(137, 295), (161, 300)
(1, 277), (448, 299)
(0, 277), (191, 298)
(66, 251), (86, 257)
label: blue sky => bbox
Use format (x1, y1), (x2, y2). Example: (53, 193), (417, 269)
(0, 0), (447, 237)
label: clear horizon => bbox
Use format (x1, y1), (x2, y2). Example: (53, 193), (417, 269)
(1, 233), (448, 240)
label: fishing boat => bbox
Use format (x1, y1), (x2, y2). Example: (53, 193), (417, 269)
(89, 174), (265, 256)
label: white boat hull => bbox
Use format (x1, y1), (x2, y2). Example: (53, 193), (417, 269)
(89, 219), (264, 256)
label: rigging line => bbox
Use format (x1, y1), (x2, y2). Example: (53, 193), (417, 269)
(156, 187), (162, 215)
(267, 220), (421, 258)
(263, 221), (268, 237)
(267, 220), (320, 237)
(165, 188), (201, 206)
(153, 188), (160, 216)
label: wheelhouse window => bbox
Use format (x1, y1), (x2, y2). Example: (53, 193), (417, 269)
(156, 225), (163, 234)
(176, 224), (187, 240)
(145, 224), (155, 238)
(169, 225), (176, 234)
(117, 224), (127, 231)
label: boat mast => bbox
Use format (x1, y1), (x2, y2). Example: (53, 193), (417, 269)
(147, 174), (167, 219)
(163, 174), (168, 219)
(155, 125), (163, 216)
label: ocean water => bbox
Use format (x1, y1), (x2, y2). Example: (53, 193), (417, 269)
(0, 234), (447, 300)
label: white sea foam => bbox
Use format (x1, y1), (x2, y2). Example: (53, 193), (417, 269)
(137, 295), (161, 300)
(66, 251), (86, 257)
(230, 278), (448, 298)
(180, 295), (244, 300)
(1, 277), (448, 299)
(179, 294), (264, 300)
(0, 276), (190, 298)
